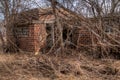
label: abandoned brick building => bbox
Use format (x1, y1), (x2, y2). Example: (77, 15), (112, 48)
(8, 8), (70, 52)
(11, 8), (53, 52)
(7, 8), (120, 52)
(72, 14), (120, 51)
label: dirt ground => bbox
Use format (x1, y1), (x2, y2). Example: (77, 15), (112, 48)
(0, 51), (120, 80)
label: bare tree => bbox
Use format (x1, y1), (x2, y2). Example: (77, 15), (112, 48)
(0, 0), (119, 55)
(0, 0), (32, 52)
(46, 0), (120, 55)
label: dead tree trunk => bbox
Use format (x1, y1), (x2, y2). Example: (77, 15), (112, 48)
(0, 31), (5, 52)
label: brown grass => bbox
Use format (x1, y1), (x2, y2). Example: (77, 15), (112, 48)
(0, 51), (120, 80)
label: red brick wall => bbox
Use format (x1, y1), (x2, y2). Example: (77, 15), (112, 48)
(16, 24), (47, 52)
(72, 27), (93, 48)
(17, 25), (35, 51)
(34, 24), (47, 52)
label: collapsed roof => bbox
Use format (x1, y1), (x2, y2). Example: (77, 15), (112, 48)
(13, 7), (77, 25)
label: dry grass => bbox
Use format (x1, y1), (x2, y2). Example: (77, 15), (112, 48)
(0, 51), (120, 80)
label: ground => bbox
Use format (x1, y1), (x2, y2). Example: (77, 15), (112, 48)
(0, 51), (120, 80)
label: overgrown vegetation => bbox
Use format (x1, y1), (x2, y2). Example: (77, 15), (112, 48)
(0, 0), (120, 80)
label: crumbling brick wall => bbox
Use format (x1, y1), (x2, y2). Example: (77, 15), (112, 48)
(34, 24), (47, 52)
(15, 23), (47, 52)
(72, 27), (93, 49)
